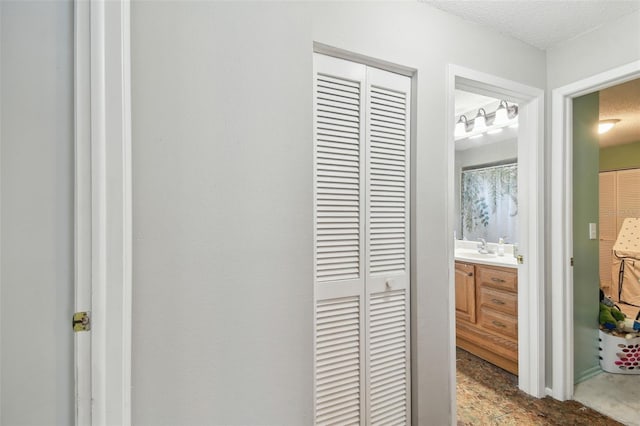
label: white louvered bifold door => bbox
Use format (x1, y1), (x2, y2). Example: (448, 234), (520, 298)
(599, 172), (616, 296)
(616, 169), (640, 235)
(364, 67), (411, 426)
(314, 54), (411, 426)
(314, 54), (367, 426)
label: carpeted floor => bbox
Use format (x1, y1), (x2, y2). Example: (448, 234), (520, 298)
(456, 348), (623, 425)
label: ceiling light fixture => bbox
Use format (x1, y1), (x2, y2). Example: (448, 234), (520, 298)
(598, 119), (620, 134)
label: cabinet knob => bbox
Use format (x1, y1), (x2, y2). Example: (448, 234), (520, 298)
(385, 279), (394, 290)
(467, 272), (473, 277)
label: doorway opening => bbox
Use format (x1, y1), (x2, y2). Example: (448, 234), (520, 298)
(552, 69), (640, 424)
(453, 89), (520, 377)
(551, 60), (640, 404)
(447, 66), (545, 420)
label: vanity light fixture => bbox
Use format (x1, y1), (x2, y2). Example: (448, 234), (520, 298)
(473, 108), (487, 132)
(455, 115), (469, 137)
(598, 119), (620, 134)
(454, 100), (519, 141)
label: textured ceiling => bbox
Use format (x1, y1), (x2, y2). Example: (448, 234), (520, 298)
(599, 78), (640, 147)
(422, 0), (640, 50)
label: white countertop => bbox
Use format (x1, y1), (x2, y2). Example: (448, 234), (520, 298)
(455, 249), (518, 268)
(454, 240), (519, 268)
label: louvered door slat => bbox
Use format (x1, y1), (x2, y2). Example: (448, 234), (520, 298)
(616, 169), (640, 235)
(368, 289), (408, 425)
(315, 61), (363, 279)
(366, 67), (411, 426)
(599, 171), (617, 292)
(315, 296), (362, 426)
(314, 54), (365, 426)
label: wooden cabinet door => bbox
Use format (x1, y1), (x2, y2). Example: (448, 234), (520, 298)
(455, 262), (476, 323)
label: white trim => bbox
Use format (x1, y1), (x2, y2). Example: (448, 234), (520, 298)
(0, 2), (3, 419)
(74, 0), (92, 423)
(75, 1), (132, 424)
(550, 60), (640, 401)
(313, 42), (415, 78)
(447, 65), (546, 399)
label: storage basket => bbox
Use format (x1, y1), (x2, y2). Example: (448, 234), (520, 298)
(599, 329), (640, 374)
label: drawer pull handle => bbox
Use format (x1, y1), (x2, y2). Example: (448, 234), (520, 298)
(492, 320), (506, 328)
(491, 298), (505, 305)
(491, 277), (506, 283)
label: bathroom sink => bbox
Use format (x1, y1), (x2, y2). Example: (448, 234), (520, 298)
(454, 248), (518, 267)
(455, 249), (497, 259)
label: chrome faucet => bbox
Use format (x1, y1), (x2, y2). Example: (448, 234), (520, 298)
(477, 238), (489, 254)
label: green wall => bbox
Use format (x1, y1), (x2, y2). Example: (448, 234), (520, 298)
(600, 140), (640, 171)
(573, 92), (601, 382)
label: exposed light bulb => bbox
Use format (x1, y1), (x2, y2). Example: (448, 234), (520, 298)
(598, 119), (620, 134)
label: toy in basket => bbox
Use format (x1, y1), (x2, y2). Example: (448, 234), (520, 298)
(599, 292), (640, 374)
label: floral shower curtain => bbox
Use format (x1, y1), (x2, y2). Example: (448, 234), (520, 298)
(461, 163), (518, 243)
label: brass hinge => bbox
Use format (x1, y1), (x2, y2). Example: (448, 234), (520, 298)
(516, 254), (524, 265)
(73, 311), (91, 332)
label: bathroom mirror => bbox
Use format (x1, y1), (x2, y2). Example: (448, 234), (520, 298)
(454, 90), (518, 244)
(460, 161), (517, 242)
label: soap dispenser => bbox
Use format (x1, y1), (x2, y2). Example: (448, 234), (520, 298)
(497, 237), (505, 256)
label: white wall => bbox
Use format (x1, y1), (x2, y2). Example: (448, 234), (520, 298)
(546, 10), (640, 90)
(130, 2), (545, 424)
(0, 1), (74, 425)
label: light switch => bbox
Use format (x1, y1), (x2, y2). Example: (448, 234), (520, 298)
(589, 223), (597, 240)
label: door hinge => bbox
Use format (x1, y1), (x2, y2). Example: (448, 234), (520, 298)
(73, 311), (91, 332)
(516, 254), (524, 265)
(570, 257), (574, 267)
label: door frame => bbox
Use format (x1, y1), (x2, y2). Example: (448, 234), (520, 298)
(74, 0), (132, 424)
(446, 65), (546, 401)
(550, 60), (640, 401)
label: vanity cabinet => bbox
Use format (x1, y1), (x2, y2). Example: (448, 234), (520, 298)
(455, 262), (518, 375)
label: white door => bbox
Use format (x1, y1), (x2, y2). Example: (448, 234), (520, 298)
(313, 53), (411, 425)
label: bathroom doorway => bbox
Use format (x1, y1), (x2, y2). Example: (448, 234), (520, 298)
(453, 89), (520, 376)
(446, 66), (545, 410)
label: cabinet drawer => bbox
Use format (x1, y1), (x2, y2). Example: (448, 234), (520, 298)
(479, 307), (517, 339)
(476, 265), (517, 292)
(479, 286), (517, 316)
